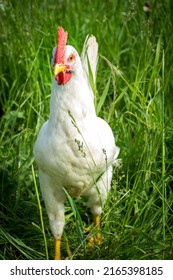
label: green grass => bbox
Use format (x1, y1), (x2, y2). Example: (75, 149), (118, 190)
(0, 0), (173, 260)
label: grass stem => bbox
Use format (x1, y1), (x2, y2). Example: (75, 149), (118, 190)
(31, 164), (49, 260)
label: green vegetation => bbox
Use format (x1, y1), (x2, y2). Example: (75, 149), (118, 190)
(0, 0), (173, 259)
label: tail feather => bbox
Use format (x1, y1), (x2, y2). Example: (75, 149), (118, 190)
(81, 35), (98, 85)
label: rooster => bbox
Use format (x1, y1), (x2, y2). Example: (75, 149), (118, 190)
(34, 27), (120, 260)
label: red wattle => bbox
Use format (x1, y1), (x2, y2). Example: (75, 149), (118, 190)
(56, 71), (72, 85)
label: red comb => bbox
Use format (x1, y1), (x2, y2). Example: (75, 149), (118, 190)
(55, 27), (68, 64)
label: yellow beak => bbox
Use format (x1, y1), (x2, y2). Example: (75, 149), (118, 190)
(54, 63), (66, 76)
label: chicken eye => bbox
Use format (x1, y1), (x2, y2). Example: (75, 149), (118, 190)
(68, 54), (74, 62)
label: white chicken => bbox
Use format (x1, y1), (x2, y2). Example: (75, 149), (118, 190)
(34, 27), (119, 260)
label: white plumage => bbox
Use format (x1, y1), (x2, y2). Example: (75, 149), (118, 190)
(34, 27), (119, 259)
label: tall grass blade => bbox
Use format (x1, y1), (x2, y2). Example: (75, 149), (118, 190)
(161, 49), (166, 259)
(96, 77), (111, 115)
(31, 164), (49, 260)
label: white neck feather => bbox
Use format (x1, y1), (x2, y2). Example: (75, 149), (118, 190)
(49, 74), (96, 127)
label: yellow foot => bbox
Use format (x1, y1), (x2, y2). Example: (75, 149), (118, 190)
(54, 235), (72, 260)
(87, 232), (104, 247)
(85, 215), (104, 247)
(54, 237), (61, 260)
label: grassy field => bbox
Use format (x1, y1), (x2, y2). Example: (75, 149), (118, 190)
(0, 0), (173, 260)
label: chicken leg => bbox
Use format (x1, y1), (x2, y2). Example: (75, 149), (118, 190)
(87, 215), (104, 247)
(54, 236), (61, 260)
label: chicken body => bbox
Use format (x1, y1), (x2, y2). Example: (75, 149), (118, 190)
(34, 36), (119, 258)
